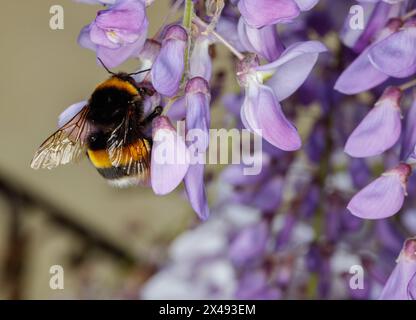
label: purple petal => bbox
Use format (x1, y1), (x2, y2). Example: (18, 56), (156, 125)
(242, 82), (301, 151)
(335, 46), (390, 94)
(344, 88), (402, 157)
(237, 18), (284, 62)
(95, 0), (146, 32)
(347, 171), (406, 219)
(151, 25), (187, 97)
(369, 21), (416, 78)
(166, 96), (186, 121)
(380, 238), (416, 300)
(151, 116), (189, 195)
(238, 0), (300, 28)
(190, 36), (212, 81)
(401, 97), (416, 161)
(95, 32), (147, 68)
(77, 25), (97, 51)
(184, 164), (209, 220)
(58, 101), (87, 128)
(257, 41), (327, 101)
(335, 19), (402, 94)
(294, 0), (320, 10)
(215, 17), (246, 53)
(185, 77), (211, 151)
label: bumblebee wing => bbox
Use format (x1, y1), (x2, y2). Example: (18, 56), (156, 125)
(107, 111), (151, 184)
(31, 106), (92, 170)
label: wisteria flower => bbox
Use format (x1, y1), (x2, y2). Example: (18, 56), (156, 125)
(344, 86), (402, 158)
(236, 41), (326, 150)
(151, 25), (187, 97)
(78, 0), (149, 68)
(183, 77), (211, 220)
(151, 116), (189, 195)
(347, 163), (412, 219)
(379, 237), (416, 300)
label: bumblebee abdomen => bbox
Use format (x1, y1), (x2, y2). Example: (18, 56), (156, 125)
(86, 138), (151, 186)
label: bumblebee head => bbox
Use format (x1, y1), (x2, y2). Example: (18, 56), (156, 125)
(97, 58), (151, 79)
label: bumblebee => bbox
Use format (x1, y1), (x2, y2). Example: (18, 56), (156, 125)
(31, 61), (162, 187)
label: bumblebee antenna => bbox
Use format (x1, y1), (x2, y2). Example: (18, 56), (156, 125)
(97, 58), (116, 75)
(128, 68), (151, 76)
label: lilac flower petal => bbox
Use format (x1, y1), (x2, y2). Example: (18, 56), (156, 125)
(238, 0), (300, 28)
(257, 41), (327, 101)
(185, 78), (211, 151)
(334, 46), (390, 94)
(151, 25), (187, 97)
(58, 101), (87, 128)
(344, 96), (401, 158)
(347, 174), (405, 219)
(216, 17), (246, 53)
(151, 116), (189, 195)
(294, 0), (320, 10)
(190, 36), (212, 81)
(95, 32), (147, 68)
(95, 0), (146, 32)
(380, 238), (416, 300)
(166, 96), (186, 121)
(369, 23), (416, 78)
(401, 97), (416, 161)
(184, 164), (210, 220)
(242, 83), (301, 151)
(78, 26), (97, 51)
(90, 23), (121, 49)
(237, 18), (284, 62)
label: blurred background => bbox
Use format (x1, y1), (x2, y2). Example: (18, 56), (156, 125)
(3, 0), (413, 300)
(0, 0), (202, 299)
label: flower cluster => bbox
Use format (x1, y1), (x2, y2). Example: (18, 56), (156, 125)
(64, 0), (416, 299)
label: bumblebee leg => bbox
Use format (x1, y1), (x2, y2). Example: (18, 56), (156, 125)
(142, 106), (163, 126)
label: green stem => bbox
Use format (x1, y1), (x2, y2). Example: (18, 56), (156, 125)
(399, 78), (416, 91)
(182, 0), (194, 80)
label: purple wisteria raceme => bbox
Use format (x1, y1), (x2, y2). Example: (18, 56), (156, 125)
(379, 237), (416, 300)
(78, 0), (148, 68)
(344, 86), (402, 158)
(151, 25), (187, 97)
(347, 163), (412, 219)
(183, 77), (211, 220)
(151, 116), (189, 195)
